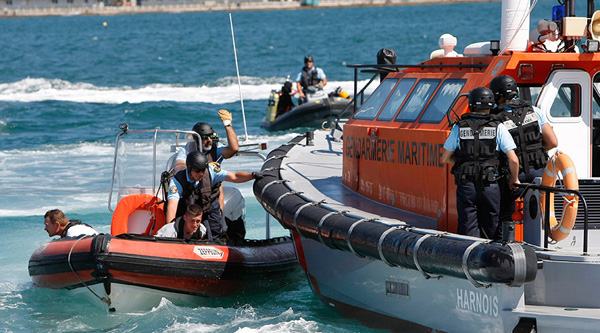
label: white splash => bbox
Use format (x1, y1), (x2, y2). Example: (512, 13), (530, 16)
(0, 77), (374, 104)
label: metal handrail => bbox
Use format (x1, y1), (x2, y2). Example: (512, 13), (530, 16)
(515, 183), (589, 254)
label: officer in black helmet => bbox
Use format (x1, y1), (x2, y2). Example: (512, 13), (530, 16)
(165, 151), (264, 240)
(442, 87), (520, 239)
(173, 109), (240, 171)
(490, 74), (558, 235)
(295, 54), (327, 104)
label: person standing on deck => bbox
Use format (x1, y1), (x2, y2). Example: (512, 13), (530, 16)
(442, 87), (520, 239)
(296, 55), (327, 104)
(490, 75), (559, 234)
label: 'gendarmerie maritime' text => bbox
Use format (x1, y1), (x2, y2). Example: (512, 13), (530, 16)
(345, 136), (444, 168)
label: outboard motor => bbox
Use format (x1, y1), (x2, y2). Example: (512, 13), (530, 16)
(377, 48), (397, 81)
(222, 187), (246, 245)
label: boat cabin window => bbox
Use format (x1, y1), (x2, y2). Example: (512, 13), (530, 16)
(548, 84), (582, 118)
(419, 79), (466, 123)
(377, 78), (416, 121)
(395, 79), (440, 122)
(353, 78), (398, 120)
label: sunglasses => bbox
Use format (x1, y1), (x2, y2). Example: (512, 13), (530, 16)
(191, 168), (205, 173)
(201, 133), (218, 140)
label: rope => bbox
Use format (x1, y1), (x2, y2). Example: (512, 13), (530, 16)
(67, 235), (111, 306)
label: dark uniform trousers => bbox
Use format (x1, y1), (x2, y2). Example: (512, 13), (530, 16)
(204, 200), (224, 239)
(456, 181), (501, 239)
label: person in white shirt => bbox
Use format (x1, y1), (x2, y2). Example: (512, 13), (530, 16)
(44, 209), (98, 238)
(156, 204), (206, 240)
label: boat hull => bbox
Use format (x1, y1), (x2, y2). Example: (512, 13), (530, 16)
(260, 95), (349, 131)
(253, 133), (544, 331)
(28, 234), (300, 311)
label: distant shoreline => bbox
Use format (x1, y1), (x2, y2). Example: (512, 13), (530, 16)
(0, 0), (487, 18)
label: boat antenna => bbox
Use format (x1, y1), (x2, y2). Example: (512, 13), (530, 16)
(229, 12), (249, 142)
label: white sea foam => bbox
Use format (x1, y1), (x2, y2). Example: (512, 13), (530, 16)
(0, 77), (375, 104)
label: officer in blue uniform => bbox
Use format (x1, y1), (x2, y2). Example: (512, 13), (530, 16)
(296, 55), (327, 104)
(442, 87), (520, 239)
(165, 152), (263, 240)
(490, 75), (559, 230)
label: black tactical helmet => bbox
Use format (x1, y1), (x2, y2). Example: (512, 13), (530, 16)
(304, 55), (314, 64)
(192, 122), (215, 136)
(489, 75), (518, 101)
(186, 151), (208, 171)
(468, 87), (495, 112)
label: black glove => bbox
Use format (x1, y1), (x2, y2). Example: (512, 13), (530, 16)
(252, 172), (264, 180)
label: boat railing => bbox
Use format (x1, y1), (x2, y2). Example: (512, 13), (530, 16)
(515, 183), (589, 254)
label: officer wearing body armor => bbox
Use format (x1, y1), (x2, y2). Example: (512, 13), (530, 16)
(442, 87), (520, 239)
(165, 151), (264, 241)
(295, 55), (327, 103)
(490, 75), (558, 181)
(490, 75), (558, 229)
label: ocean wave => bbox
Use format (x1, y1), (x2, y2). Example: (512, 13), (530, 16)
(0, 77), (374, 104)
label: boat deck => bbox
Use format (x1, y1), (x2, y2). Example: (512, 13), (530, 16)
(279, 129), (437, 229)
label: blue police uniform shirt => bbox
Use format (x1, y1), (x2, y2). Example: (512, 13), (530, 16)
(443, 121), (516, 153)
(501, 104), (547, 133)
(295, 67), (326, 83)
(175, 142), (225, 163)
(167, 164), (229, 201)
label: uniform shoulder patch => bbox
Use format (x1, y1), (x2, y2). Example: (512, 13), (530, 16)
(169, 185), (178, 194)
(209, 161), (221, 172)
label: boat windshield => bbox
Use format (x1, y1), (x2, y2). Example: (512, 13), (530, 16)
(419, 79), (466, 123)
(109, 130), (193, 211)
(353, 78), (398, 120)
(395, 79), (440, 122)
(377, 78), (416, 121)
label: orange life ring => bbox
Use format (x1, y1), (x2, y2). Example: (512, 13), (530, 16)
(540, 151), (579, 242)
(111, 194), (165, 236)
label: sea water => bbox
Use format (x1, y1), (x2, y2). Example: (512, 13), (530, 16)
(0, 1), (580, 331)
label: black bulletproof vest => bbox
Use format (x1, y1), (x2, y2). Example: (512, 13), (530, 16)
(174, 169), (221, 219)
(494, 100), (547, 178)
(301, 66), (320, 90)
(452, 113), (501, 186)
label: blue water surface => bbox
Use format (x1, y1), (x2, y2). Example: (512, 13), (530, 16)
(0, 1), (581, 331)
